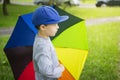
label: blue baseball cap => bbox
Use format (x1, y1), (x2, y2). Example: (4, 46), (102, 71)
(32, 6), (69, 26)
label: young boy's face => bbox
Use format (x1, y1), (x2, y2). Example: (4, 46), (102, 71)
(41, 24), (59, 37)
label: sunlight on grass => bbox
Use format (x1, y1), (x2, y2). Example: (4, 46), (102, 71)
(80, 22), (120, 80)
(65, 6), (120, 19)
(81, 0), (96, 4)
(11, 0), (33, 2)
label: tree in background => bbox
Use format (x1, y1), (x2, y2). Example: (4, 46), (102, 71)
(6, 0), (10, 4)
(2, 0), (10, 16)
(3, 0), (8, 16)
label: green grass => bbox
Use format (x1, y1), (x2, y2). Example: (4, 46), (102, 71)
(0, 22), (120, 80)
(80, 22), (120, 80)
(81, 0), (96, 4)
(0, 36), (14, 80)
(0, 4), (38, 28)
(11, 0), (33, 2)
(0, 4), (120, 28)
(65, 6), (120, 19)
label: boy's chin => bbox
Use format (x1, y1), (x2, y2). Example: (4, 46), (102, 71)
(49, 34), (56, 37)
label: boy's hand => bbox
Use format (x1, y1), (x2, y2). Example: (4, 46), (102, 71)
(59, 64), (65, 72)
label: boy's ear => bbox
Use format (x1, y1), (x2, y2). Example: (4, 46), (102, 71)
(40, 25), (46, 30)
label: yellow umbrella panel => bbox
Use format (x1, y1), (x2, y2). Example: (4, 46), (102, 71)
(52, 16), (88, 80)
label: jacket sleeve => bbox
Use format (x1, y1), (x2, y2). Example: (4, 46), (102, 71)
(34, 44), (64, 78)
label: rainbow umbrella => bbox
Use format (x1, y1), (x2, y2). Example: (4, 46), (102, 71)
(4, 6), (88, 80)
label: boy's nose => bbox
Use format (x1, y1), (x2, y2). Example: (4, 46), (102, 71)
(57, 25), (59, 29)
(57, 26), (59, 29)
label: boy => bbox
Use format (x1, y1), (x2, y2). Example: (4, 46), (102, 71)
(32, 6), (69, 80)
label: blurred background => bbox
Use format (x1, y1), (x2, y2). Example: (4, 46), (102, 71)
(0, 0), (120, 80)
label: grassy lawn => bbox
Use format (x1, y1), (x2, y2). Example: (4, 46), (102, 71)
(81, 0), (96, 4)
(11, 0), (33, 2)
(0, 36), (14, 80)
(65, 6), (120, 19)
(0, 22), (120, 80)
(0, 4), (38, 28)
(0, 4), (120, 28)
(80, 22), (120, 80)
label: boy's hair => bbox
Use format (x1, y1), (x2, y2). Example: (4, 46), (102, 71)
(35, 25), (40, 30)
(35, 24), (47, 30)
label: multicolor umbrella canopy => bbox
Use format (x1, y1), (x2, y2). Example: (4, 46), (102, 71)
(4, 6), (88, 80)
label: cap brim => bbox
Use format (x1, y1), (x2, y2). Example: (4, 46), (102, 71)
(58, 16), (69, 23)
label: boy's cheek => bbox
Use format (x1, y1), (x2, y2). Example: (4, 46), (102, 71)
(45, 31), (56, 37)
(50, 32), (56, 36)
